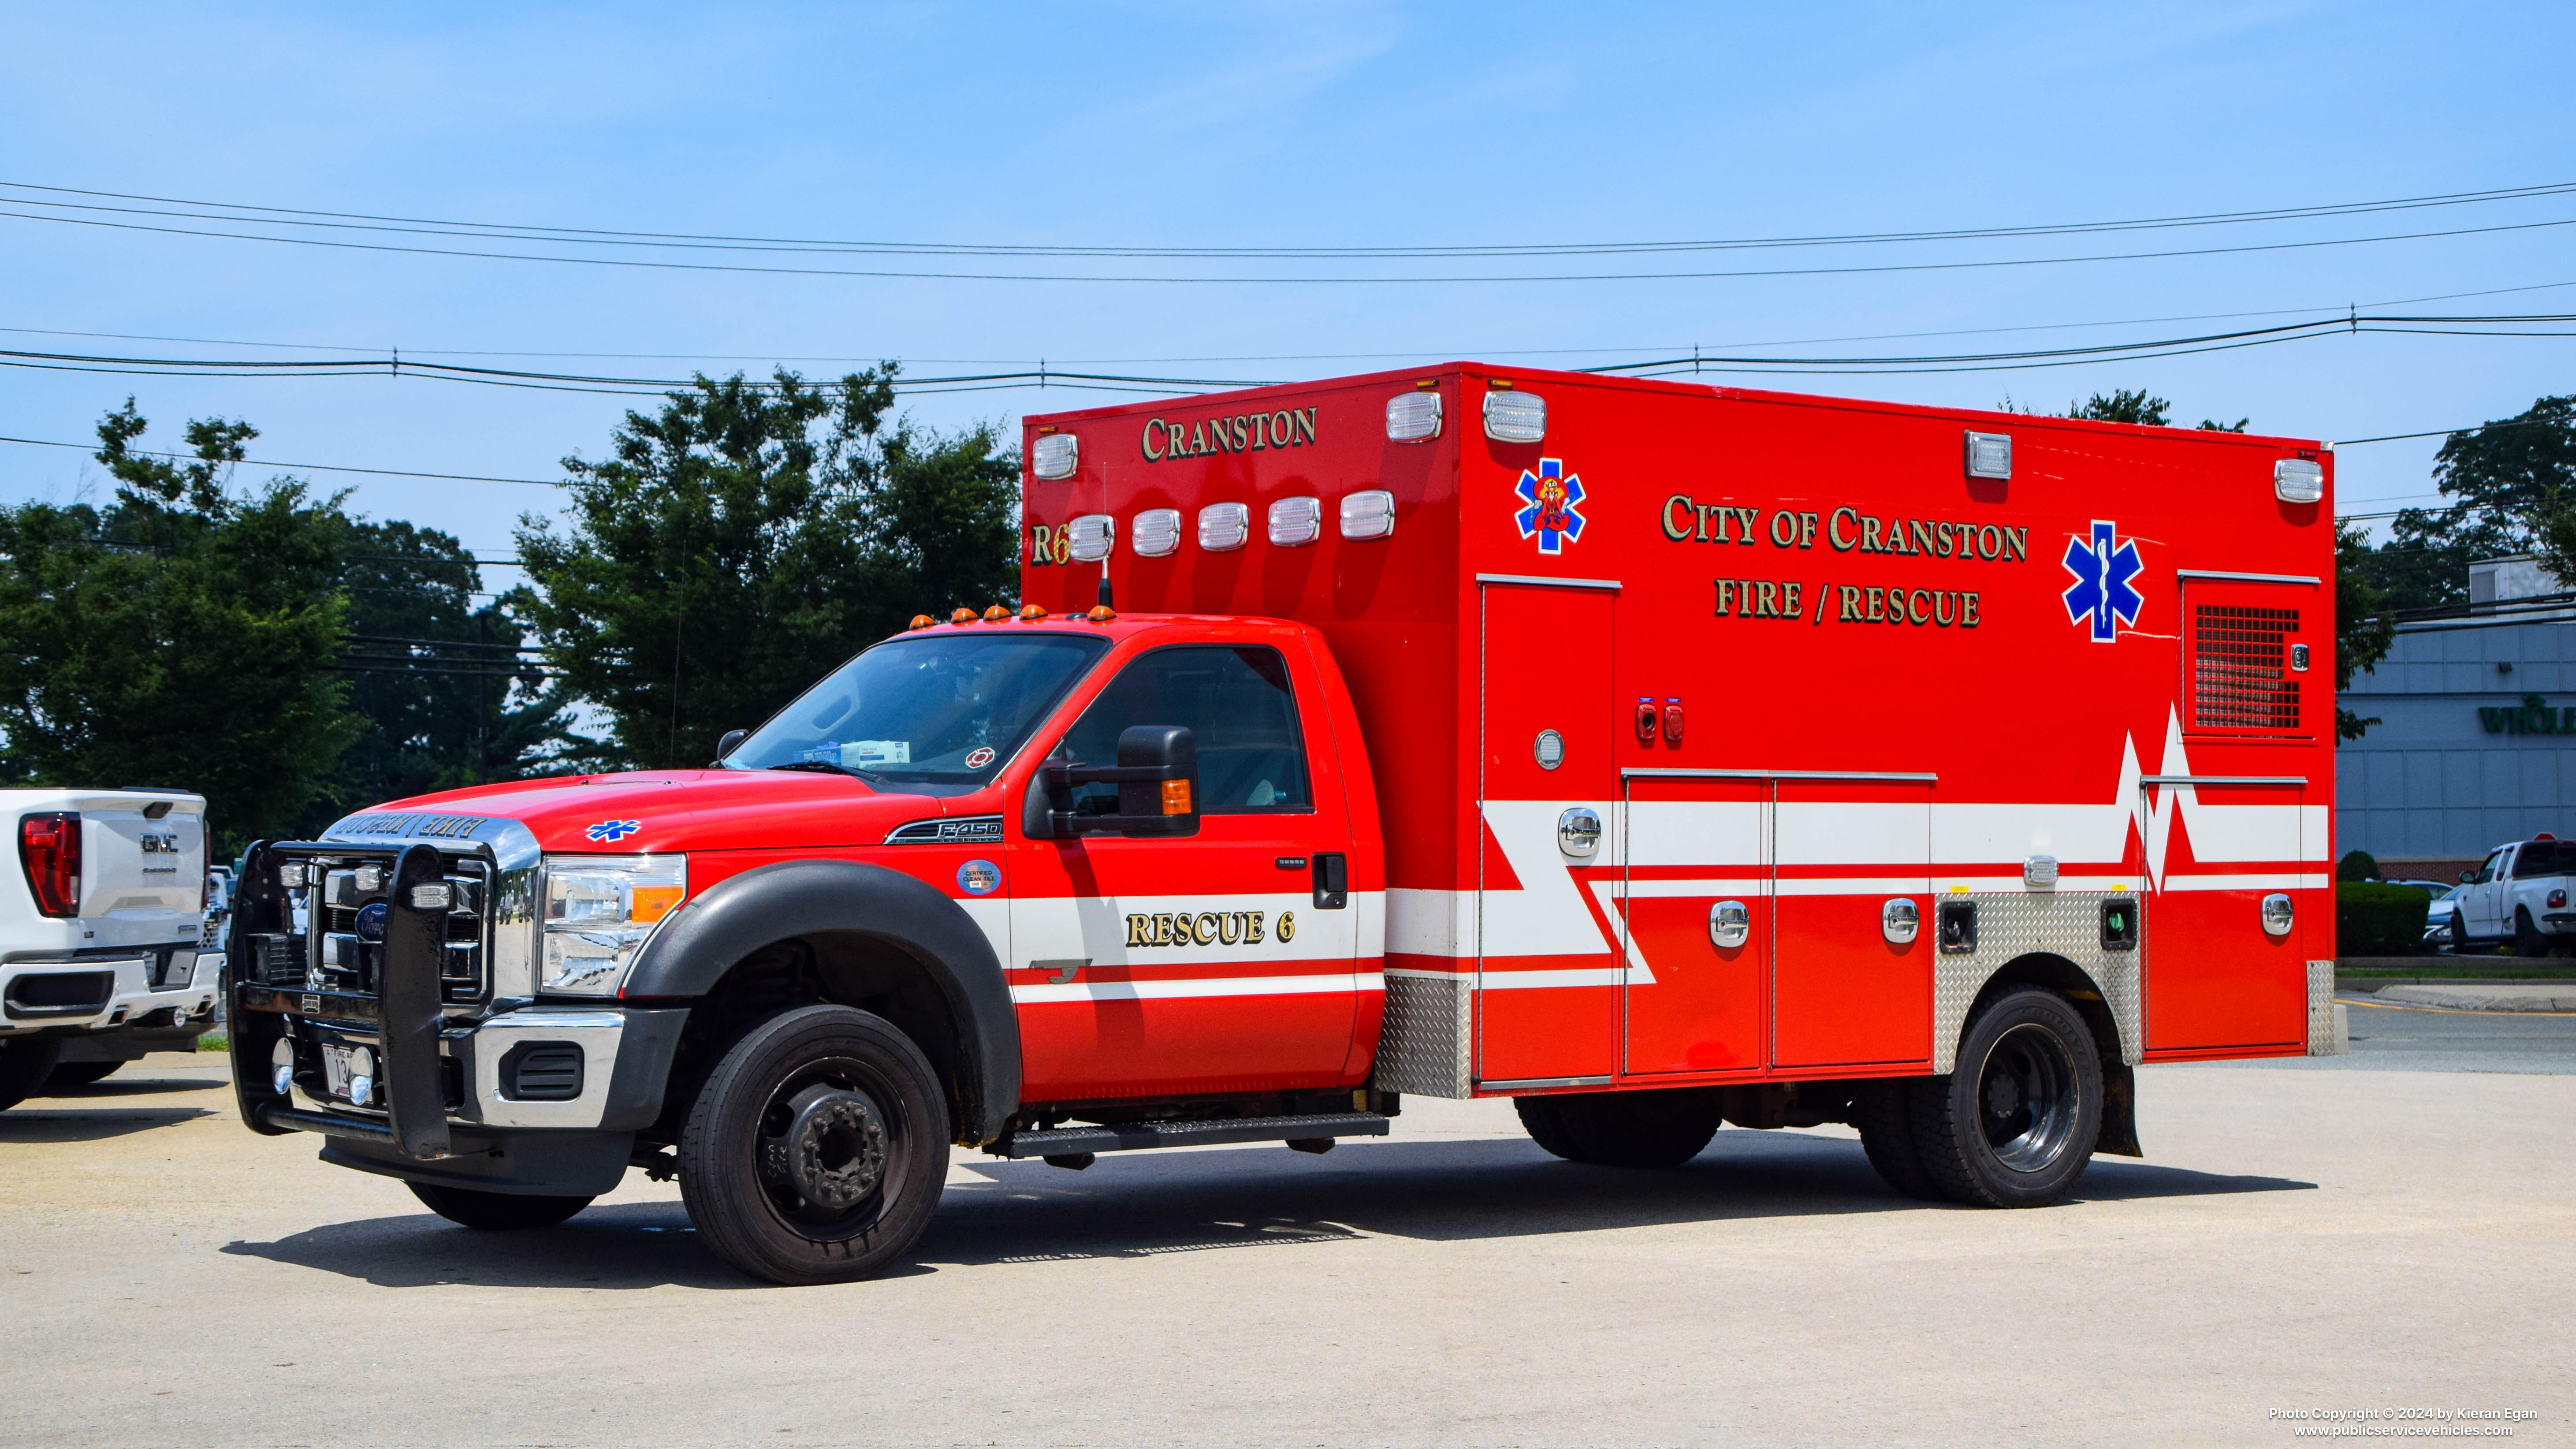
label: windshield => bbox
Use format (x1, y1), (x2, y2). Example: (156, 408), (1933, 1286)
(725, 632), (1107, 793)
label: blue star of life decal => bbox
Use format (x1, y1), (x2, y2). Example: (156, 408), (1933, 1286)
(584, 819), (642, 843)
(1512, 458), (1587, 555)
(2060, 520), (2144, 643)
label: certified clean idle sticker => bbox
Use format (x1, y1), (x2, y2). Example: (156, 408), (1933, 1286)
(956, 859), (1001, 895)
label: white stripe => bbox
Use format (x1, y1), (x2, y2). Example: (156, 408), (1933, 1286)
(1009, 971), (1382, 1005)
(2158, 873), (2330, 892)
(1475, 967), (1623, 990)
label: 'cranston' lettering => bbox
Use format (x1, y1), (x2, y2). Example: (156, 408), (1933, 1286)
(1143, 408), (1318, 462)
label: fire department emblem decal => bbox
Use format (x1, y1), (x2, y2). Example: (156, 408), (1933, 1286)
(584, 819), (642, 843)
(2060, 520), (2145, 643)
(1512, 458), (1587, 555)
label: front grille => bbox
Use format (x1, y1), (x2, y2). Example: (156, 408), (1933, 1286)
(252, 849), (494, 1004)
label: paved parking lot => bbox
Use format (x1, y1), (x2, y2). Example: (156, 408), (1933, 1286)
(3, 1021), (2569, 1449)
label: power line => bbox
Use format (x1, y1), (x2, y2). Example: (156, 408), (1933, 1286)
(6, 176), (2569, 259)
(4, 198), (2572, 285)
(0, 432), (559, 485)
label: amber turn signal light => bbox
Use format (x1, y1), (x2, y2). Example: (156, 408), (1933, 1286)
(1161, 779), (1192, 815)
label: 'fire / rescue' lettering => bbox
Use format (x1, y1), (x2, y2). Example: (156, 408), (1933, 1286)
(1837, 585), (1980, 627)
(1125, 910), (1268, 947)
(1712, 578), (1807, 619)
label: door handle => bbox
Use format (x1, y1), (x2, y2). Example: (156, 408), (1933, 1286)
(1311, 853), (1348, 910)
(1030, 959), (1087, 985)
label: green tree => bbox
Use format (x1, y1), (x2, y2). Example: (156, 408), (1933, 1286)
(515, 366), (1022, 769)
(2359, 396), (2575, 611)
(0, 406), (357, 851)
(0, 402), (573, 853)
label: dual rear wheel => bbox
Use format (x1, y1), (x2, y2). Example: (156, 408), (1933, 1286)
(1515, 988), (2103, 1209)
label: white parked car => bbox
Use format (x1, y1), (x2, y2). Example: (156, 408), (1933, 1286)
(2443, 836), (2575, 956)
(0, 789), (223, 1109)
(2420, 884), (2467, 946)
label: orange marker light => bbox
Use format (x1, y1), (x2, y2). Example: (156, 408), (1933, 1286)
(909, 613), (935, 630)
(1086, 605), (1116, 622)
(629, 884), (685, 924)
(949, 607), (979, 625)
(982, 604), (1011, 622)
(1017, 604), (1049, 621)
(1161, 779), (1192, 815)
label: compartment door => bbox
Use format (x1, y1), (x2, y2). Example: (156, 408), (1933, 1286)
(1475, 579), (1619, 1086)
(1620, 774), (1768, 1076)
(2143, 775), (2310, 1050)
(1771, 777), (1934, 1069)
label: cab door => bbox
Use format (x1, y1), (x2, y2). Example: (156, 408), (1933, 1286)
(2462, 846), (2512, 939)
(1007, 643), (1362, 1102)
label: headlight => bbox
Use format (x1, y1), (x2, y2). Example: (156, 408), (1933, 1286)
(539, 854), (686, 995)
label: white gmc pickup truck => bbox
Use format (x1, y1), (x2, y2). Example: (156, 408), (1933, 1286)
(2448, 834), (2575, 957)
(0, 789), (223, 1109)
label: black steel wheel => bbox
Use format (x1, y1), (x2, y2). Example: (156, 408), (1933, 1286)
(407, 1182), (594, 1230)
(678, 1004), (949, 1285)
(43, 1060), (121, 1091)
(0, 1036), (63, 1112)
(1515, 1088), (1720, 1169)
(1912, 989), (2102, 1208)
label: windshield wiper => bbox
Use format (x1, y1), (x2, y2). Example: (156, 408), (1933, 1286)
(766, 760), (868, 779)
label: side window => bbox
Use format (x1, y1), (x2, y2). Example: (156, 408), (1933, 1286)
(2474, 850), (2506, 884)
(1055, 646), (1313, 816)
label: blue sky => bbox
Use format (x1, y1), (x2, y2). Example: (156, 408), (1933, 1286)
(3, 1), (2571, 597)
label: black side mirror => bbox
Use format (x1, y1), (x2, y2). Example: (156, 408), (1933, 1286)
(2460, 869), (2475, 884)
(714, 728), (748, 765)
(1039, 725), (1200, 838)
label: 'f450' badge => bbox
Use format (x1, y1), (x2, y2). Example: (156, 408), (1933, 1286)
(2061, 520), (2144, 643)
(1513, 458), (1587, 555)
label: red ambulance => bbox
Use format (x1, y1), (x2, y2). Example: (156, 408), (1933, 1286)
(227, 363), (2343, 1284)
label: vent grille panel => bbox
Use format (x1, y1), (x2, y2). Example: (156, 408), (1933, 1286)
(2191, 603), (2301, 732)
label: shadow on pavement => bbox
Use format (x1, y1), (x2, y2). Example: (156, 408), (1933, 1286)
(0, 1106), (216, 1142)
(218, 1128), (2312, 1290)
(38, 1075), (225, 1099)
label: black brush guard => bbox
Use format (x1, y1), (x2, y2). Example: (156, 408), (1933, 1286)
(228, 841), (458, 1160)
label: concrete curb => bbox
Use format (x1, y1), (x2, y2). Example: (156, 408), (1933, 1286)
(2368, 984), (2576, 1013)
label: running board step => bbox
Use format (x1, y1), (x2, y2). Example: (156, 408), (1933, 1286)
(993, 1111), (1391, 1160)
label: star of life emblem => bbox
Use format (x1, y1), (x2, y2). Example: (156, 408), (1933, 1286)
(584, 819), (642, 843)
(1512, 458), (1587, 555)
(2060, 520), (2144, 643)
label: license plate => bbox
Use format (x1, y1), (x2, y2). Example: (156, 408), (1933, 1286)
(321, 1043), (354, 1099)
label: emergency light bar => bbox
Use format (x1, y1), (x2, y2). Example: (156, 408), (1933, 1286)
(1032, 432), (1079, 480)
(1133, 508), (1182, 558)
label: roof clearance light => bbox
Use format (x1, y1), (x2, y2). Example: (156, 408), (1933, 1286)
(1385, 391), (1442, 442)
(1032, 432), (1079, 481)
(908, 613), (935, 630)
(949, 607), (979, 625)
(1268, 495), (1323, 547)
(1066, 514), (1115, 562)
(1133, 508), (1182, 557)
(1198, 502), (1250, 552)
(1482, 388), (1545, 443)
(1965, 431), (2013, 480)
(1017, 603), (1049, 621)
(981, 605), (1011, 622)
(2274, 457), (2325, 504)
(1340, 489), (1396, 540)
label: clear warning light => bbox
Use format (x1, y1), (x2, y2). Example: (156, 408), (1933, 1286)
(1269, 496), (1323, 547)
(1032, 432), (1079, 480)
(1199, 502), (1250, 552)
(1340, 490), (1396, 540)
(1385, 391), (1442, 442)
(1133, 508), (1181, 557)
(2274, 458), (2324, 504)
(1066, 514), (1115, 562)
(1483, 388), (1545, 443)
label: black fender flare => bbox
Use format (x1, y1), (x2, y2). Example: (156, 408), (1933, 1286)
(624, 859), (1020, 1142)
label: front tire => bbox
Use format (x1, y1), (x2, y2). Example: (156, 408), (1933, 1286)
(407, 1182), (593, 1230)
(1515, 1088), (1720, 1168)
(0, 1036), (63, 1111)
(678, 1004), (949, 1285)
(2449, 910), (2470, 952)
(1913, 989), (2102, 1208)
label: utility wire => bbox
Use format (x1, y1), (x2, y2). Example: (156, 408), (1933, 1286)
(5, 177), (2569, 258)
(4, 201), (2572, 285)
